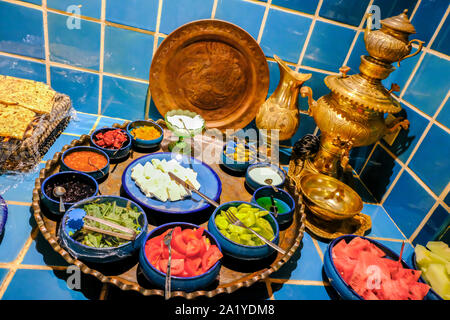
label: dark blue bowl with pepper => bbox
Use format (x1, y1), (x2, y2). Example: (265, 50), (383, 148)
(41, 171), (99, 216)
(90, 127), (132, 160)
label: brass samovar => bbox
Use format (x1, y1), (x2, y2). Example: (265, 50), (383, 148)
(299, 9), (423, 178)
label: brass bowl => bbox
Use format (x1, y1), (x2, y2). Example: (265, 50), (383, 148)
(299, 173), (363, 221)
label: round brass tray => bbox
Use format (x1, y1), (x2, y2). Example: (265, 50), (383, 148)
(149, 19), (270, 131)
(31, 122), (305, 299)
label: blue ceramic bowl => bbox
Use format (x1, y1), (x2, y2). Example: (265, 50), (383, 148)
(126, 120), (164, 149)
(245, 163), (286, 192)
(41, 171), (99, 216)
(139, 222), (222, 292)
(60, 146), (110, 181)
(59, 195), (148, 263)
(251, 186), (295, 225)
(0, 195), (7, 237)
(207, 201), (280, 260)
(90, 127), (132, 160)
(221, 141), (257, 173)
(324, 235), (440, 300)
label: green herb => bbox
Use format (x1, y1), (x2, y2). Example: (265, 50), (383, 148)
(71, 201), (142, 248)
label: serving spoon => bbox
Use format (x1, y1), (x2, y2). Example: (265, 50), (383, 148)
(53, 186), (66, 213)
(163, 229), (174, 300)
(264, 179), (279, 216)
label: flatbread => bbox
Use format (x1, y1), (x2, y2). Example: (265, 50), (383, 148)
(0, 76), (56, 114)
(0, 103), (36, 139)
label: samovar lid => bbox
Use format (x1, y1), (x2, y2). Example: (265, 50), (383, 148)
(381, 9), (416, 34)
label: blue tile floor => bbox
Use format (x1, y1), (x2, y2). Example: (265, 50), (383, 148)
(0, 112), (414, 300)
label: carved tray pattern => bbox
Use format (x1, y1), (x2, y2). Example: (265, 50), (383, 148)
(31, 123), (305, 299)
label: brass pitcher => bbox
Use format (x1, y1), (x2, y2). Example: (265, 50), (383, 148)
(255, 55), (311, 141)
(364, 9), (424, 66)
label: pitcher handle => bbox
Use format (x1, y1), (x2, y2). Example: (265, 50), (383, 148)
(398, 39), (424, 67)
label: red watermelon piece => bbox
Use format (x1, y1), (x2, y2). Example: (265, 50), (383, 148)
(334, 256), (357, 283)
(332, 239), (349, 259)
(407, 282), (430, 300)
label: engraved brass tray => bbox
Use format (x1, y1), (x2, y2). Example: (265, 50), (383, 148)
(31, 122), (305, 299)
(150, 19), (270, 131)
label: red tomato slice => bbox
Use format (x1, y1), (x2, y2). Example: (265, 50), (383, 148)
(171, 234), (187, 254)
(203, 236), (211, 251)
(202, 245), (222, 272)
(161, 246), (186, 260)
(159, 259), (184, 276)
(186, 239), (204, 258)
(148, 246), (163, 267)
(185, 257), (202, 277)
(194, 227), (204, 239)
(173, 226), (182, 237)
(182, 229), (197, 243)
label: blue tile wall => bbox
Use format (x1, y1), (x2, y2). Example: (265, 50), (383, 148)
(413, 205), (450, 246)
(0, 0), (448, 247)
(0, 2), (44, 59)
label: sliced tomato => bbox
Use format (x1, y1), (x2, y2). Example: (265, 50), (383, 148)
(203, 236), (211, 251)
(172, 226), (183, 237)
(194, 227), (204, 239)
(202, 245), (222, 272)
(161, 246), (186, 260)
(147, 246), (163, 267)
(159, 259), (184, 276)
(186, 238), (205, 258)
(182, 229), (197, 243)
(185, 257), (202, 277)
(171, 233), (187, 255)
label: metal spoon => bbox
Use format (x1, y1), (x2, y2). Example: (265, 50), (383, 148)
(53, 186), (66, 213)
(163, 229), (174, 300)
(264, 178), (279, 217)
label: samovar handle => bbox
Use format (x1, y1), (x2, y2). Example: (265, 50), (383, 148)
(398, 39), (425, 67)
(300, 86), (316, 115)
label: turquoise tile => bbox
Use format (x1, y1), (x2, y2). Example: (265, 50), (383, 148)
(349, 145), (374, 174)
(2, 269), (102, 300)
(50, 66), (99, 114)
(47, 12), (101, 70)
(372, 0), (418, 20)
(96, 115), (128, 129)
(271, 283), (333, 300)
(215, 0), (266, 40)
(260, 8), (312, 63)
(380, 103), (429, 163)
(431, 13), (450, 56)
(411, 0), (448, 44)
(101, 76), (148, 120)
(106, 0), (158, 31)
(0, 55), (46, 82)
(346, 32), (366, 74)
(0, 205), (34, 263)
(64, 112), (99, 135)
(285, 113), (317, 146)
(298, 68), (328, 111)
(384, 170), (435, 238)
(302, 21), (356, 72)
(0, 268), (9, 285)
(104, 26), (154, 80)
(351, 177), (377, 204)
(320, 0), (370, 26)
(381, 50), (420, 90)
(159, 0), (214, 35)
(403, 53), (450, 117)
(362, 204), (405, 239)
(47, 0), (102, 19)
(272, 0), (319, 15)
(413, 205), (450, 246)
(271, 233), (324, 281)
(408, 124), (450, 196)
(0, 2), (44, 59)
(360, 144), (402, 202)
(436, 99), (449, 129)
(20, 0), (41, 4)
(0, 163), (44, 203)
(42, 134), (78, 161)
(22, 231), (70, 266)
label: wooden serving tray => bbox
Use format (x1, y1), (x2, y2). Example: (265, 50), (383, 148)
(31, 121), (306, 299)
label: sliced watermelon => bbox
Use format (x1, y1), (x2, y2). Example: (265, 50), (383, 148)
(332, 239), (349, 259)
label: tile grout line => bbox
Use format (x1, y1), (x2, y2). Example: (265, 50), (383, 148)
(210, 0), (218, 19)
(42, 0), (51, 86)
(341, 0), (374, 68)
(311, 237), (324, 262)
(399, 4), (449, 99)
(294, 0), (322, 71)
(89, 115), (103, 135)
(409, 182), (450, 243)
(264, 278), (275, 300)
(256, 0), (271, 44)
(97, 0), (106, 115)
(357, 142), (379, 176)
(0, 228), (40, 299)
(378, 205), (412, 244)
(381, 89), (450, 205)
(409, 0), (422, 20)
